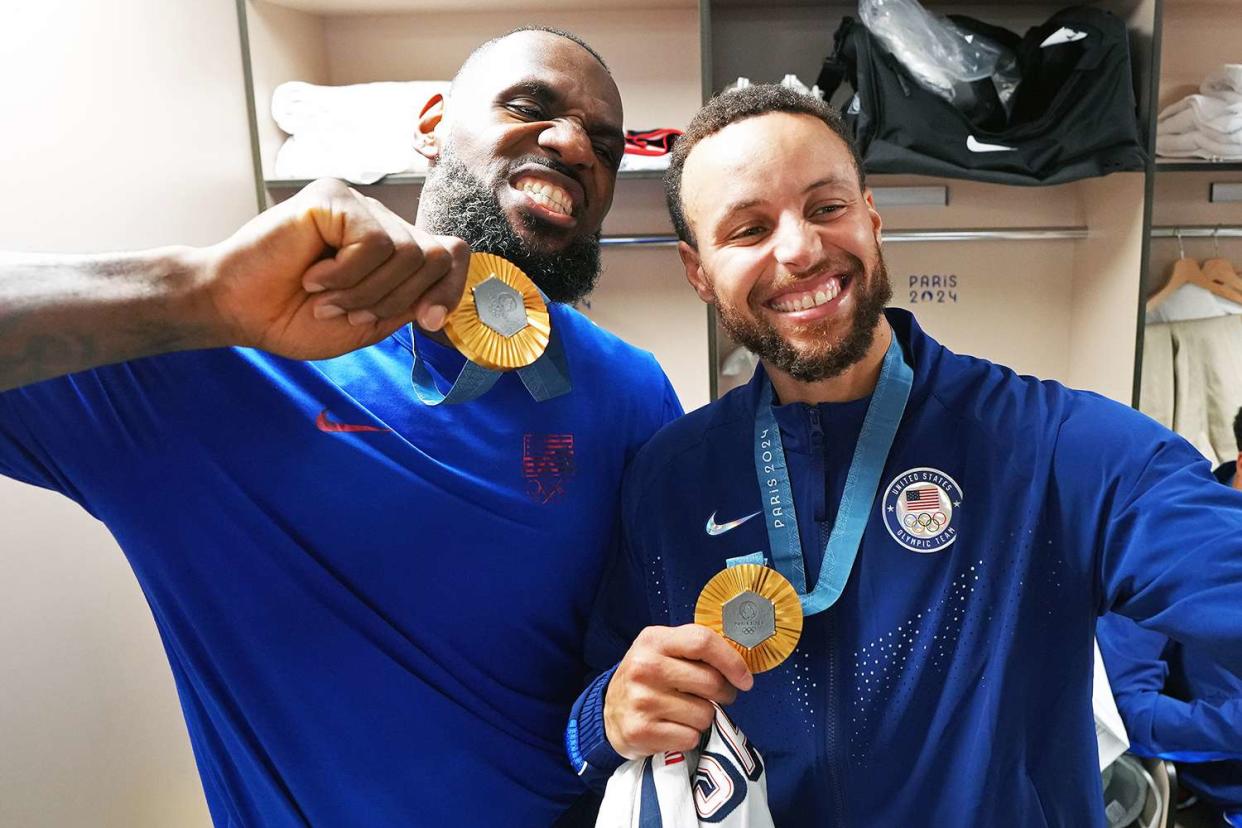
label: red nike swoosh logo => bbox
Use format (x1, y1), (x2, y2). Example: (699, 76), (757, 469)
(315, 409), (393, 433)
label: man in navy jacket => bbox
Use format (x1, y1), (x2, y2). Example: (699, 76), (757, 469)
(566, 85), (1242, 826)
(1098, 407), (1242, 827)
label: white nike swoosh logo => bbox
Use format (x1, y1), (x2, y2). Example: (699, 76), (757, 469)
(1040, 27), (1087, 48)
(967, 135), (1016, 153)
(706, 510), (762, 536)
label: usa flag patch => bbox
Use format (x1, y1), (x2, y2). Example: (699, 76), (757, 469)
(881, 468), (963, 553)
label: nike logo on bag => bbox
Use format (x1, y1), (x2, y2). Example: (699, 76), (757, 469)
(706, 511), (762, 536)
(1040, 27), (1087, 48)
(315, 409), (393, 433)
(966, 135), (1017, 153)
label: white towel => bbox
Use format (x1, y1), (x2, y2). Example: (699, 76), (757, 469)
(1201, 64), (1242, 98)
(271, 80), (448, 184)
(1156, 130), (1242, 160)
(1156, 64), (1242, 160)
(596, 706), (774, 828)
(1158, 96), (1242, 141)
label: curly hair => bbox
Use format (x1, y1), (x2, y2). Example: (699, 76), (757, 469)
(665, 84), (864, 247)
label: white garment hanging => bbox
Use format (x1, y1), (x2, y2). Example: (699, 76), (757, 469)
(1147, 282), (1242, 324)
(1141, 315), (1242, 466)
(597, 705), (774, 828)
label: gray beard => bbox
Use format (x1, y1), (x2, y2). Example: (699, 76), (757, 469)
(420, 148), (602, 305)
(716, 251), (893, 384)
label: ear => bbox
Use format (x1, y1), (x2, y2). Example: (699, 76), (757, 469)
(678, 241), (715, 304)
(864, 188), (883, 246)
(415, 93), (445, 162)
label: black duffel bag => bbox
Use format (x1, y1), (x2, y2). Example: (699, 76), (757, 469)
(816, 6), (1147, 185)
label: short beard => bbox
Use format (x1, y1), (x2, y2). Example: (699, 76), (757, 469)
(716, 250), (893, 384)
(420, 147), (602, 305)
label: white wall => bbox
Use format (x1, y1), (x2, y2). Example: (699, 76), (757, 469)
(0, 2), (255, 825)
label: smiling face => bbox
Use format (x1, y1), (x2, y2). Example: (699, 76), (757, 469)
(417, 31), (624, 303)
(678, 111), (891, 383)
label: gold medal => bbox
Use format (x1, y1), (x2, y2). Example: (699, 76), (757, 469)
(695, 564), (803, 673)
(443, 253), (550, 371)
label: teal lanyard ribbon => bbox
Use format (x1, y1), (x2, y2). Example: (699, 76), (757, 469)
(409, 305), (572, 406)
(753, 331), (913, 616)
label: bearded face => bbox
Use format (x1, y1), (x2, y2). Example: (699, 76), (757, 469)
(715, 247), (892, 383)
(420, 146), (603, 305)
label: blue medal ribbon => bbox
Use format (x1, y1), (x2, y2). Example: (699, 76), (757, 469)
(752, 330), (912, 615)
(409, 298), (572, 406)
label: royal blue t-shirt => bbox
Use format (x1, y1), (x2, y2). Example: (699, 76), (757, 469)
(571, 309), (1242, 827)
(0, 304), (679, 826)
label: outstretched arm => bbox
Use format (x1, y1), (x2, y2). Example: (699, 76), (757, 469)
(0, 178), (467, 391)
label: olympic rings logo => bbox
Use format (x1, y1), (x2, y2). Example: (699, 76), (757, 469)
(902, 510), (948, 535)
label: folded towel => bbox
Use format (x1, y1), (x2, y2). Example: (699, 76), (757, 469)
(274, 132), (430, 184)
(1156, 64), (1242, 160)
(271, 80), (448, 184)
(1156, 130), (1242, 160)
(1201, 64), (1242, 98)
(1158, 96), (1242, 139)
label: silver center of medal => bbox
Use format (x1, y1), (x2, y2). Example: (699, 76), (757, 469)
(721, 590), (776, 649)
(473, 276), (529, 338)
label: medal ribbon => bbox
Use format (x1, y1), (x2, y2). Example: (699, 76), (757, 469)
(409, 302), (571, 406)
(753, 331), (912, 616)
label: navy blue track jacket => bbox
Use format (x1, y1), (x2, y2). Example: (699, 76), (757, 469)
(568, 309), (1242, 827)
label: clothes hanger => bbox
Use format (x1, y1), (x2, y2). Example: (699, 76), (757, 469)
(1199, 227), (1242, 305)
(1146, 229), (1200, 313)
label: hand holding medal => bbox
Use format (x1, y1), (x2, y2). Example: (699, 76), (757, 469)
(696, 564), (803, 672)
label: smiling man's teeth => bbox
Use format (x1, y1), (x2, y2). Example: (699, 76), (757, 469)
(771, 280), (841, 313)
(517, 178), (572, 217)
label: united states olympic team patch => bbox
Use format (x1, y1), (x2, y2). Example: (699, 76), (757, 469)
(881, 467), (963, 553)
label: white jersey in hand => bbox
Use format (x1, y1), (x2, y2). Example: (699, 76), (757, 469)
(596, 705), (774, 828)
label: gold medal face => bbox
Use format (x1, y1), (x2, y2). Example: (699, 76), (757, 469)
(695, 564), (803, 673)
(443, 253), (550, 371)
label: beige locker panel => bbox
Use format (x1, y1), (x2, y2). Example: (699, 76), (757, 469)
(885, 241), (1075, 387)
(1157, 0), (1242, 110)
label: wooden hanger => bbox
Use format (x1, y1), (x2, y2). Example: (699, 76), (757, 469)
(1199, 227), (1242, 305)
(1146, 230), (1201, 313)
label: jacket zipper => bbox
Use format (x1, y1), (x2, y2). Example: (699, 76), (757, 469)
(808, 408), (825, 523)
(810, 406), (846, 825)
(820, 519), (847, 826)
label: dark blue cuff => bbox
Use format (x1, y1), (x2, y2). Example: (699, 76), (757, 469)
(566, 664), (625, 779)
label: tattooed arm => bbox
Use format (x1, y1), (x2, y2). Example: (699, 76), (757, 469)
(0, 179), (468, 392)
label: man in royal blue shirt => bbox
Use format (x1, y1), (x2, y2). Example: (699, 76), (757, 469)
(567, 84), (1242, 826)
(0, 27), (679, 826)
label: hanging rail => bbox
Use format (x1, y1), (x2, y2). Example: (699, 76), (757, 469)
(600, 227), (1091, 247)
(1150, 225), (1242, 239)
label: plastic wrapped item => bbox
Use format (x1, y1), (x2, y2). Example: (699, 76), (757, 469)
(859, 0), (1018, 108)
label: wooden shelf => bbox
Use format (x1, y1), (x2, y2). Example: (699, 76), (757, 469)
(262, 0), (693, 14)
(1155, 160), (1242, 173)
(712, 0), (1122, 6)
